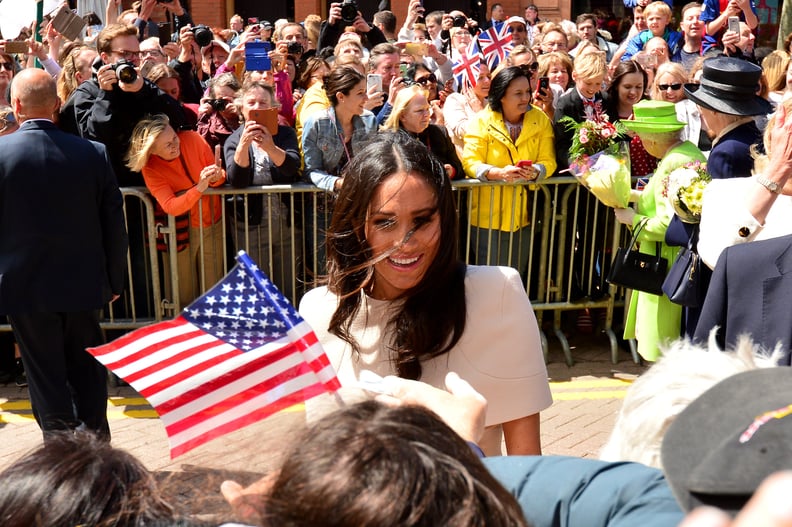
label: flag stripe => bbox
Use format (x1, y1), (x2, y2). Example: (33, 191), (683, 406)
(152, 340), (308, 415)
(90, 318), (197, 361)
(169, 383), (329, 458)
(164, 360), (318, 436)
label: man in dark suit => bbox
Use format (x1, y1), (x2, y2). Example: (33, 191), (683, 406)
(0, 69), (128, 439)
(694, 234), (792, 365)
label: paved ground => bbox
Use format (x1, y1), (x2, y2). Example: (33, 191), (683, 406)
(0, 332), (646, 523)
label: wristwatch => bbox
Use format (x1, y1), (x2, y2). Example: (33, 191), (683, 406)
(755, 174), (782, 194)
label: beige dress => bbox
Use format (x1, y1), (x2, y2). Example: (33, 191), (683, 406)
(298, 265), (553, 453)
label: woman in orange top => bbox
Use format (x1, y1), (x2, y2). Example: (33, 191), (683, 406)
(127, 113), (226, 307)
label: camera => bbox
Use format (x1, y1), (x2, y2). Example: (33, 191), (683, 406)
(340, 0), (359, 24)
(190, 24), (213, 47)
(207, 98), (229, 111)
(112, 59), (138, 83)
(286, 41), (303, 55)
(452, 14), (467, 28)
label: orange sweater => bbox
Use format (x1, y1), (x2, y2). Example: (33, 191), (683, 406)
(142, 131), (225, 228)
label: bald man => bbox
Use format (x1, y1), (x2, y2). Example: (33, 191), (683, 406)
(0, 69), (128, 440)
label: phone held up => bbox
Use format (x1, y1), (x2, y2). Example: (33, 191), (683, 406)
(537, 76), (549, 97)
(727, 16), (740, 35)
(366, 73), (382, 93)
(249, 108), (279, 135)
(245, 40), (272, 72)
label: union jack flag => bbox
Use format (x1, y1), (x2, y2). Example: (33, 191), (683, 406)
(452, 40), (483, 90)
(477, 23), (513, 70)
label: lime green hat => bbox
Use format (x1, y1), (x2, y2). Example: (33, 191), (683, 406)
(621, 99), (686, 134)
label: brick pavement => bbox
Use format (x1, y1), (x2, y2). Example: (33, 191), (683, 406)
(0, 333), (646, 521)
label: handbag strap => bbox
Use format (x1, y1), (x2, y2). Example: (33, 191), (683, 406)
(627, 217), (650, 249)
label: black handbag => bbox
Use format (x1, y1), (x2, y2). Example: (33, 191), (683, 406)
(606, 218), (668, 296)
(662, 227), (703, 307)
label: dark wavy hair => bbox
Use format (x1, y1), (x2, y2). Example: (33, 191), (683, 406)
(325, 132), (466, 380)
(263, 401), (529, 527)
(324, 65), (365, 107)
(0, 431), (175, 527)
(488, 65), (533, 113)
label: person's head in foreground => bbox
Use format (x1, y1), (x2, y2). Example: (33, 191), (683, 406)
(230, 400), (528, 526)
(662, 366), (792, 515)
(325, 133), (465, 379)
(0, 431), (175, 527)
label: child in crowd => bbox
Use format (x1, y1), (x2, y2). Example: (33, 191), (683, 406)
(614, 2), (682, 65)
(553, 52), (607, 171)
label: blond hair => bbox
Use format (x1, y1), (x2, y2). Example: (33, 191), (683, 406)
(126, 114), (172, 173)
(572, 50), (606, 80)
(762, 50), (791, 93)
(381, 85), (427, 131)
(651, 62), (686, 100)
(644, 1), (672, 20)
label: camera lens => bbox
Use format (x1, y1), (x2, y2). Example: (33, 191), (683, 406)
(192, 25), (213, 48)
(210, 99), (228, 111)
(115, 63), (138, 84)
(452, 15), (467, 28)
(287, 41), (303, 55)
(340, 0), (358, 24)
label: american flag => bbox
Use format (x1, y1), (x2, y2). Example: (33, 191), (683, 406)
(477, 23), (513, 70)
(88, 251), (341, 458)
(452, 40), (483, 90)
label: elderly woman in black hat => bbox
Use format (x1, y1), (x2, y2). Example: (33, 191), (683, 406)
(697, 95), (792, 269)
(613, 100), (707, 362)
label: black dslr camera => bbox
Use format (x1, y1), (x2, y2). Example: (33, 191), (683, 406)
(207, 98), (229, 111)
(340, 0), (358, 24)
(452, 14), (467, 27)
(92, 56), (138, 84)
(111, 59), (138, 83)
(190, 24), (213, 47)
(287, 41), (303, 55)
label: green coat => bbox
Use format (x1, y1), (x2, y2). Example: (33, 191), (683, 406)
(623, 141), (706, 361)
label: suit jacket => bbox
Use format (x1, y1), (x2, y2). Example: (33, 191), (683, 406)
(0, 120), (128, 315)
(694, 234), (792, 364)
(707, 120), (762, 180)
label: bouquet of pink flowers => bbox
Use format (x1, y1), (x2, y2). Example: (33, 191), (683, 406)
(560, 104), (631, 209)
(664, 160), (710, 223)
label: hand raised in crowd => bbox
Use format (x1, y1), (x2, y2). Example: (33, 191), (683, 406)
(159, 0), (185, 16)
(177, 25), (196, 62)
(766, 101), (792, 179)
(404, 0), (424, 26)
(196, 164), (225, 192)
(365, 84), (385, 110)
(327, 2), (343, 26)
(463, 85), (484, 112)
(138, 0), (157, 21)
(162, 42), (180, 60)
(387, 75), (406, 106)
(721, 29), (740, 54)
(441, 13), (454, 31)
(437, 79), (454, 104)
(352, 14), (372, 33)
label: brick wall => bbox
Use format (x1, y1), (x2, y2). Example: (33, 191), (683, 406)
(191, 0), (227, 28)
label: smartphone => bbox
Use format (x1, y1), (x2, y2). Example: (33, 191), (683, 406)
(399, 63), (408, 76)
(4, 41), (27, 54)
(727, 16), (740, 34)
(249, 107), (279, 135)
(538, 76), (549, 96)
(366, 73), (382, 93)
(517, 160), (533, 168)
(51, 7), (87, 41)
(157, 22), (171, 47)
(404, 42), (427, 56)
(245, 40), (272, 71)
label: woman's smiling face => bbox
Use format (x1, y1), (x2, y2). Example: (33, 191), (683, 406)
(365, 171), (441, 300)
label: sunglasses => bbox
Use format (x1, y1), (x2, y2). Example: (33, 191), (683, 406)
(658, 83), (682, 91)
(415, 73), (437, 85)
(518, 62), (539, 75)
(0, 62), (14, 71)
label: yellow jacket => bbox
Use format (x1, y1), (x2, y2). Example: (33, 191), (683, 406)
(462, 106), (556, 231)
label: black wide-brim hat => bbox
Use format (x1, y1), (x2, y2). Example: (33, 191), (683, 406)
(684, 56), (772, 116)
(662, 367), (792, 515)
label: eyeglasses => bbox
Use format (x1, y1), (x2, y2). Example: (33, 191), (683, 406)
(415, 73), (437, 85)
(112, 49), (141, 59)
(518, 62), (539, 75)
(0, 62), (14, 71)
(142, 49), (164, 58)
(658, 83), (682, 91)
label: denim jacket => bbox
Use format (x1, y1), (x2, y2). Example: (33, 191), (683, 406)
(301, 106), (378, 191)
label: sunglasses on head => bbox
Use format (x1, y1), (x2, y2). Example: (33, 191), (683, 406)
(659, 83), (682, 91)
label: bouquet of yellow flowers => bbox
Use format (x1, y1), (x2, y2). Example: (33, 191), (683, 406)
(665, 161), (710, 223)
(560, 104), (631, 209)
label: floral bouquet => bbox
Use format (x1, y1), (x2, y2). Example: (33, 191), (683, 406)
(664, 161), (710, 223)
(559, 105), (631, 209)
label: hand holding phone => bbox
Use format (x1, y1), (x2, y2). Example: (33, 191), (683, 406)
(727, 16), (740, 34)
(366, 73), (383, 93)
(516, 160), (533, 169)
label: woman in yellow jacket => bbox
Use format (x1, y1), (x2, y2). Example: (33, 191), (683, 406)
(462, 65), (556, 279)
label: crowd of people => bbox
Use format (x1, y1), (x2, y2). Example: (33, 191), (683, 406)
(2, 0), (792, 524)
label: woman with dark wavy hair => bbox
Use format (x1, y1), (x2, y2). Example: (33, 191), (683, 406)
(299, 133), (551, 455)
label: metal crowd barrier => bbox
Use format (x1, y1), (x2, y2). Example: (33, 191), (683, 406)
(1, 180), (640, 365)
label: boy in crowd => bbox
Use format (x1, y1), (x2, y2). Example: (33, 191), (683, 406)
(612, 1), (682, 65)
(553, 52), (608, 171)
